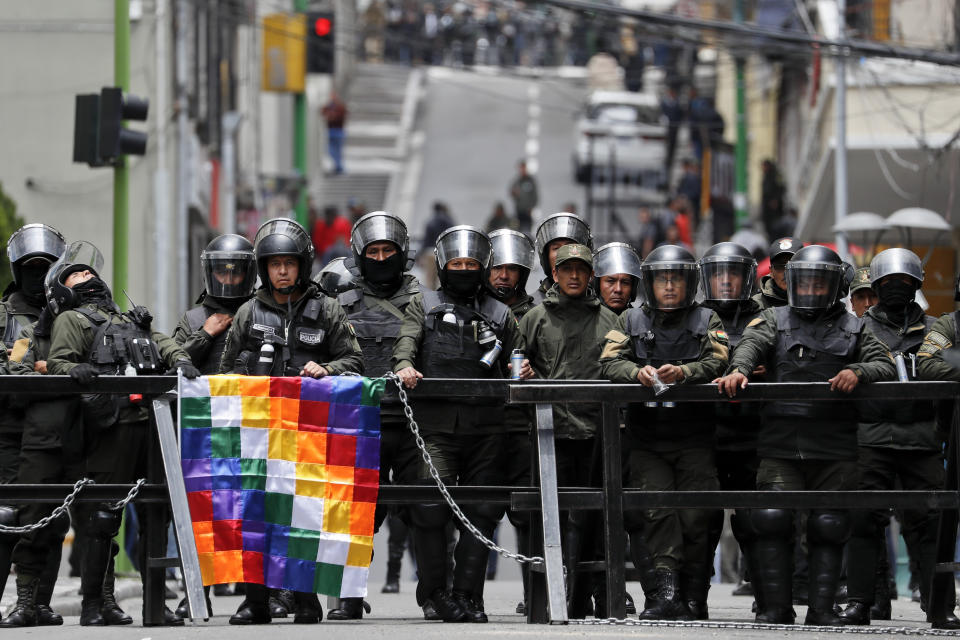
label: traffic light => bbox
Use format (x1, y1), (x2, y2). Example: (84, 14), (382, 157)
(306, 12), (335, 74)
(72, 87), (149, 167)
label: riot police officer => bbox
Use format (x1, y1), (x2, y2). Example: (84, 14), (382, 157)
(219, 218), (363, 625)
(600, 245), (729, 621)
(485, 229), (536, 613)
(392, 225), (528, 623)
(699, 243), (763, 605)
(717, 244), (895, 626)
(315, 256), (357, 297)
(753, 237), (803, 310)
(0, 224), (66, 626)
(45, 241), (200, 626)
(532, 213), (592, 304)
(171, 234), (257, 618)
(326, 211), (420, 621)
(842, 250), (960, 630)
(593, 242), (643, 314)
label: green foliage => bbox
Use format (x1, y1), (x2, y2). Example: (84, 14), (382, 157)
(0, 183), (24, 293)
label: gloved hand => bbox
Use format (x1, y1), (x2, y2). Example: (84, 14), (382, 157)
(68, 363), (99, 384)
(172, 360), (201, 379)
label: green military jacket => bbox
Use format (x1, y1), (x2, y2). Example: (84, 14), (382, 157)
(0, 291), (42, 428)
(391, 290), (524, 433)
(918, 311), (960, 381)
(751, 276), (788, 310)
(510, 294), (537, 320)
(520, 285), (618, 440)
(502, 293), (538, 433)
(219, 285), (363, 376)
(173, 296), (241, 371)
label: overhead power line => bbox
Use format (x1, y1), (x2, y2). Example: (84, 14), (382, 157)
(537, 0), (960, 67)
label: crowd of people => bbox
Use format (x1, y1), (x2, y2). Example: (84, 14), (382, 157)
(0, 210), (959, 629)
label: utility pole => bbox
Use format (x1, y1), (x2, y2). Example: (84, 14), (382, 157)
(114, 0), (130, 310)
(835, 0), (849, 259)
(154, 0), (170, 325)
(733, 0), (748, 229)
(294, 0), (309, 227)
(175, 0), (190, 314)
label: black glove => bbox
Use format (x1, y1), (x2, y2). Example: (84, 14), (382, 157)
(171, 360), (201, 379)
(68, 363), (99, 385)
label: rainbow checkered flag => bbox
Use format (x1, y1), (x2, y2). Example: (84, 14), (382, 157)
(178, 375), (385, 598)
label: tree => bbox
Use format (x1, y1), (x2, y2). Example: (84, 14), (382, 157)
(0, 182), (24, 293)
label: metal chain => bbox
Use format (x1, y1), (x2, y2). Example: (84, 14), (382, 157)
(106, 478), (147, 511)
(0, 478), (94, 534)
(384, 373), (545, 567)
(570, 618), (960, 635)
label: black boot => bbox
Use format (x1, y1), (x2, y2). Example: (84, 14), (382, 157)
(327, 596), (370, 620)
(230, 584), (272, 625)
(752, 536), (795, 624)
(34, 570), (62, 626)
(804, 542), (844, 626)
(175, 585), (212, 619)
(101, 553), (133, 625)
(429, 588), (467, 622)
(269, 588), (294, 618)
(871, 545), (892, 621)
(839, 601), (871, 625)
(293, 591), (323, 624)
(638, 569), (690, 620)
(0, 575), (39, 627)
(453, 590), (488, 623)
(78, 534), (113, 626)
(680, 562), (711, 621)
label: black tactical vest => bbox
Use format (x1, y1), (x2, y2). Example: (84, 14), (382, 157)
(338, 284), (416, 378)
(622, 305), (714, 448)
(74, 308), (164, 375)
(243, 295), (331, 376)
(858, 313), (936, 424)
(765, 305), (861, 423)
(184, 305), (231, 375)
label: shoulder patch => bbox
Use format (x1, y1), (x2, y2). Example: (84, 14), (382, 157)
(9, 338), (29, 363)
(714, 329), (728, 341)
(747, 318), (764, 327)
(926, 331), (952, 350)
(604, 329), (629, 344)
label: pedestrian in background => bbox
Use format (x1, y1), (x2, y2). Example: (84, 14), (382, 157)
(508, 160), (538, 234)
(321, 91), (348, 175)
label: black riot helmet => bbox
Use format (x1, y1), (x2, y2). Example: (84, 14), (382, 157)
(200, 234), (257, 302)
(44, 240), (105, 315)
(435, 225), (491, 298)
(593, 242), (643, 305)
(699, 242), (757, 307)
(313, 257), (357, 296)
(350, 211), (411, 290)
(6, 223), (66, 302)
(487, 229), (535, 300)
(640, 244), (699, 310)
(253, 218), (315, 294)
(785, 244), (844, 313)
(534, 213), (592, 280)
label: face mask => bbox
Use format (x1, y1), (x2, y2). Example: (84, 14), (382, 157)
(72, 276), (111, 303)
(363, 253), (404, 290)
(19, 263), (49, 301)
(878, 279), (915, 310)
(444, 269), (482, 298)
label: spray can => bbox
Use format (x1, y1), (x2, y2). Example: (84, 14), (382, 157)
(255, 343), (275, 376)
(510, 349), (525, 380)
(894, 352), (910, 383)
(125, 362), (142, 404)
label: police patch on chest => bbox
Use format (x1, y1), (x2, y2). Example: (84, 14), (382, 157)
(252, 323), (277, 336)
(297, 329), (325, 345)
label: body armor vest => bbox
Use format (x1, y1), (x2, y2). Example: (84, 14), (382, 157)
(339, 284), (416, 378)
(184, 305), (230, 375)
(1, 309), (24, 349)
(74, 308), (163, 374)
(714, 305), (762, 451)
(859, 313), (935, 424)
(243, 295), (330, 376)
(623, 305), (713, 446)
(765, 305), (861, 423)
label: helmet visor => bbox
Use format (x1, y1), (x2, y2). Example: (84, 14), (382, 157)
(254, 218), (312, 255)
(315, 258), (356, 295)
(489, 230), (535, 270)
(7, 224), (66, 265)
(594, 243), (642, 279)
(436, 227), (491, 269)
(45, 241), (104, 292)
(786, 264), (842, 310)
(700, 257), (755, 302)
(201, 252), (257, 299)
(641, 264), (699, 310)
(869, 248), (923, 285)
(535, 214), (592, 255)
(351, 213), (409, 256)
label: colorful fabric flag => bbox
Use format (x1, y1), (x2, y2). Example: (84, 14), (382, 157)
(179, 374), (385, 598)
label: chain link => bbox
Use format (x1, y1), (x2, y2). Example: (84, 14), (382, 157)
(0, 478), (94, 534)
(385, 373), (544, 567)
(106, 478), (147, 511)
(570, 618), (960, 635)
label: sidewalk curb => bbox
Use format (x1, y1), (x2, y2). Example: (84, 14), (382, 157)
(48, 579), (142, 618)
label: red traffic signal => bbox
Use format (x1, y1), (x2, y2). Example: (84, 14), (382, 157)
(314, 17), (331, 37)
(307, 12), (334, 74)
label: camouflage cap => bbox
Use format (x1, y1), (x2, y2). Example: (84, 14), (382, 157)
(850, 266), (873, 293)
(554, 243), (593, 268)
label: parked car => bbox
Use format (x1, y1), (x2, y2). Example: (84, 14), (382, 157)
(572, 90), (666, 187)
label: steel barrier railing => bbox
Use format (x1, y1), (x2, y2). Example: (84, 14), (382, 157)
(0, 377), (957, 626)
